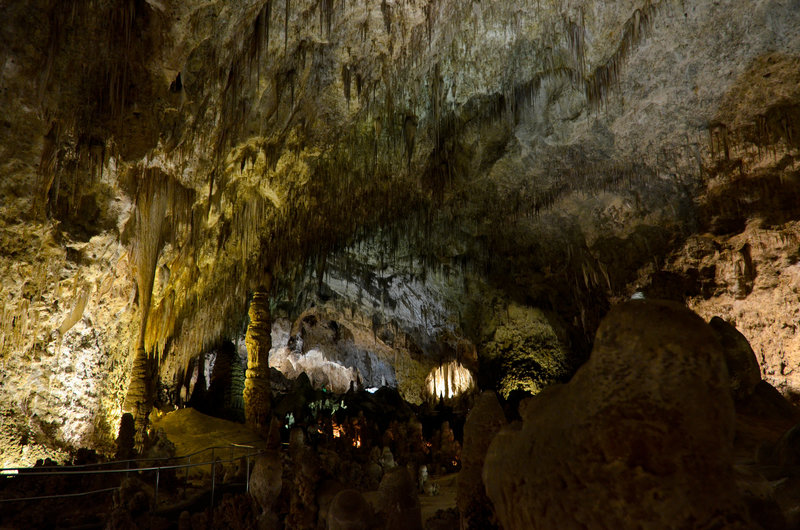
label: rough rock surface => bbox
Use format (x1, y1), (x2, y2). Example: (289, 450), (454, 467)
(481, 303), (571, 397)
(377, 468), (423, 530)
(2, 0), (800, 464)
(457, 391), (505, 530)
(710, 316), (762, 402)
(249, 451), (283, 514)
(244, 289), (272, 435)
(483, 300), (752, 529)
(667, 223), (800, 401)
(326, 489), (374, 530)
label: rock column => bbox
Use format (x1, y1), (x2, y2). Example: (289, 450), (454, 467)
(122, 345), (153, 450)
(244, 283), (272, 435)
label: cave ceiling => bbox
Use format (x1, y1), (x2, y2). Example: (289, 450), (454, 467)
(1, 0), (800, 457)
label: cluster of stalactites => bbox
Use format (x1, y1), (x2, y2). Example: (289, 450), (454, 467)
(425, 360), (476, 401)
(132, 0), (672, 376)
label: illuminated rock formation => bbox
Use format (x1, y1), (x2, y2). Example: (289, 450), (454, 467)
(424, 361), (476, 401)
(1, 0), (800, 471)
(483, 301), (751, 528)
(244, 287), (273, 435)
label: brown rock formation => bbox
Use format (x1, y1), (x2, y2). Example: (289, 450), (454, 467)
(457, 391), (506, 530)
(484, 300), (752, 529)
(249, 450), (283, 515)
(287, 427), (321, 530)
(244, 285), (272, 435)
(2, 0), (800, 472)
(121, 346), (154, 449)
(709, 316), (763, 402)
(377, 468), (423, 530)
(326, 489), (374, 530)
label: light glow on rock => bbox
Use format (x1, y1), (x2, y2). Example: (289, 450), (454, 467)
(425, 361), (476, 400)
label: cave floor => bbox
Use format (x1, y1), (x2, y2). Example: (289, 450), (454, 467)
(153, 406), (459, 525)
(152, 408), (265, 456)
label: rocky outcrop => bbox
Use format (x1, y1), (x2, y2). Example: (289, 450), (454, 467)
(249, 451), (283, 516)
(646, 221), (800, 401)
(484, 300), (752, 529)
(710, 316), (762, 402)
(376, 468), (422, 530)
(457, 391), (505, 530)
(326, 489), (374, 530)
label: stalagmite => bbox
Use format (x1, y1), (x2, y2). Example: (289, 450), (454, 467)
(122, 345), (154, 449)
(244, 278), (273, 435)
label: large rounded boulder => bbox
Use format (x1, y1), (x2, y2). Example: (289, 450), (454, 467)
(483, 300), (753, 529)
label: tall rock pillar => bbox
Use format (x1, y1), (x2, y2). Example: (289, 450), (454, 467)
(244, 282), (272, 435)
(122, 345), (153, 450)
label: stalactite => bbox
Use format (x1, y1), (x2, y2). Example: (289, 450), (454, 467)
(252, 1), (272, 80)
(284, 0), (290, 55)
(342, 63), (352, 106)
(585, 0), (662, 110)
(431, 62), (442, 146)
(403, 114), (417, 172)
(320, 0), (333, 39)
(381, 0), (392, 35)
(424, 3), (433, 45)
(565, 9), (586, 85)
(35, 122), (60, 217)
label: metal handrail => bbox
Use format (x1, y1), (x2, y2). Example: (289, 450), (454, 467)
(0, 443), (267, 507)
(0, 487), (119, 504)
(0, 441), (263, 473)
(2, 451), (261, 477)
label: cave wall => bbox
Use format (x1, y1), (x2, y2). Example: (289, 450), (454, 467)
(1, 0), (799, 462)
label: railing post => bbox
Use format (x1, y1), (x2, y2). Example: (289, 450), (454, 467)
(210, 457), (216, 509)
(245, 454), (250, 493)
(184, 456), (190, 498)
(154, 468), (160, 510)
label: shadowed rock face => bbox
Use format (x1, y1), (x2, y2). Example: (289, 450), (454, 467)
(457, 391), (505, 530)
(326, 489), (373, 530)
(2, 0), (800, 461)
(483, 300), (751, 529)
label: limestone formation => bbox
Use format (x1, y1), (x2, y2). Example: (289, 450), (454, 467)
(481, 304), (571, 397)
(287, 427), (321, 530)
(121, 346), (154, 448)
(484, 300), (753, 529)
(114, 412), (136, 461)
(377, 468), (423, 530)
(326, 489), (374, 530)
(249, 451), (283, 515)
(709, 316), (763, 402)
(0, 0), (799, 469)
(457, 391), (506, 530)
(431, 421), (461, 473)
(206, 341), (246, 421)
(245, 286), (272, 435)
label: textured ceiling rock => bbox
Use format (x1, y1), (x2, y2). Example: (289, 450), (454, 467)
(1, 0), (800, 460)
